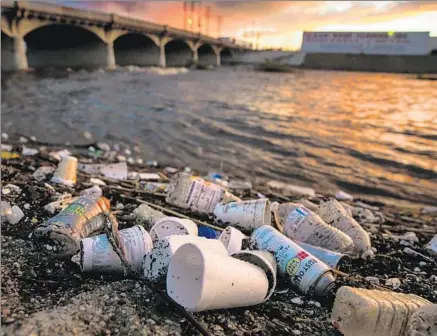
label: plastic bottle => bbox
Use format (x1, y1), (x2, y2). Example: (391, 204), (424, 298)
(33, 195), (111, 257)
(317, 198), (373, 258)
(165, 172), (240, 214)
(272, 202), (354, 253)
(406, 304), (437, 336)
(250, 225), (336, 296)
(331, 286), (432, 336)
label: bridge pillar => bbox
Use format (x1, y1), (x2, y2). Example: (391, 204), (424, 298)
(213, 46), (223, 67)
(159, 42), (166, 68)
(106, 41), (116, 69)
(192, 48), (198, 65)
(1, 35), (29, 71)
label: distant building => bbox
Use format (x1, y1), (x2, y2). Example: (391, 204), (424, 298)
(301, 31), (432, 55)
(218, 37), (253, 49)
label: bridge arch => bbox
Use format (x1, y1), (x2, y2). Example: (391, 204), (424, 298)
(197, 43), (218, 67)
(164, 39), (193, 67)
(221, 47), (234, 65)
(24, 23), (111, 69)
(114, 33), (160, 67)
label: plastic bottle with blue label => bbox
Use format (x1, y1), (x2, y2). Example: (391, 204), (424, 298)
(272, 202), (354, 253)
(250, 225), (336, 296)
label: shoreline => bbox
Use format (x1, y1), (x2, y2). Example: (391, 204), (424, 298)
(1, 144), (436, 335)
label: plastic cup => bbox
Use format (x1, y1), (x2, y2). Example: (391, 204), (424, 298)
(149, 217), (198, 241)
(218, 226), (247, 255)
(142, 235), (227, 282)
(167, 243), (269, 312)
(232, 249), (277, 300)
(213, 199), (271, 231)
(51, 155), (78, 187)
(80, 225), (153, 273)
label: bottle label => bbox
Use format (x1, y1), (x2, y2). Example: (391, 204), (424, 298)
(286, 207), (309, 230)
(252, 226), (329, 293)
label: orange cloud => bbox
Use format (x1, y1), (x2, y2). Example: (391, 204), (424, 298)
(61, 1), (437, 49)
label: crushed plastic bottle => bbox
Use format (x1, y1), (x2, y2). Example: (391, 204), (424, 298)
(317, 198), (373, 258)
(133, 203), (166, 229)
(273, 202), (354, 253)
(331, 286), (432, 336)
(33, 196), (111, 256)
(406, 304), (437, 336)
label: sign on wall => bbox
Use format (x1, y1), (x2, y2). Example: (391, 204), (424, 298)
(301, 32), (430, 55)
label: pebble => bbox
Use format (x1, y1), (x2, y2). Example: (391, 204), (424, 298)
(364, 276), (380, 285)
(19, 136), (28, 143)
(385, 278), (401, 289)
(335, 190), (353, 201)
(83, 131), (92, 140)
(2, 133), (9, 141)
(414, 267), (421, 272)
(291, 297), (304, 305)
(24, 203), (30, 210)
(292, 330), (302, 335)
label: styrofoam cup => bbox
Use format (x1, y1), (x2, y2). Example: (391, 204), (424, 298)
(80, 225), (153, 273)
(51, 155), (78, 187)
(167, 243), (269, 312)
(150, 217), (198, 241)
(218, 226), (247, 255)
(142, 235), (227, 282)
(232, 249), (277, 301)
(213, 199), (271, 231)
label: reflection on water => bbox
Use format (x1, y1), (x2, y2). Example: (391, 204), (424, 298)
(2, 66), (437, 206)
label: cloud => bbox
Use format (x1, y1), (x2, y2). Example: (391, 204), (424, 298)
(56, 1), (437, 48)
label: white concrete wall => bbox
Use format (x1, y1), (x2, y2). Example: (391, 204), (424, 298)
(232, 50), (296, 64)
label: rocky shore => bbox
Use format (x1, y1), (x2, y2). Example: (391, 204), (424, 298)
(1, 142), (436, 336)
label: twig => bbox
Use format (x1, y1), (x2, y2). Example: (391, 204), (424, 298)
(104, 184), (166, 198)
(120, 194), (225, 232)
(101, 213), (212, 336)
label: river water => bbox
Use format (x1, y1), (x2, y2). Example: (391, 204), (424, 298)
(2, 66), (437, 206)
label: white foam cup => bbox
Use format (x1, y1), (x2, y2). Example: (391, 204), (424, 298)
(142, 235), (227, 282)
(232, 249), (277, 301)
(150, 217), (198, 241)
(51, 155), (78, 187)
(218, 226), (247, 255)
(167, 243), (269, 312)
(80, 225), (153, 273)
(213, 199), (271, 231)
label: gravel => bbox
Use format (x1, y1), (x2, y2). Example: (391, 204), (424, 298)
(1, 146), (436, 335)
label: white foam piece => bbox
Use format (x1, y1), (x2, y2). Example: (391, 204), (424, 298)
(100, 162), (128, 180)
(81, 226), (153, 273)
(213, 199), (271, 230)
(232, 250), (277, 301)
(143, 235), (227, 282)
(167, 243), (269, 312)
(218, 226), (247, 255)
(51, 155), (77, 187)
(150, 217), (198, 241)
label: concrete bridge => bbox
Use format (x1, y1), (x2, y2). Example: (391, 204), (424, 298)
(1, 1), (249, 71)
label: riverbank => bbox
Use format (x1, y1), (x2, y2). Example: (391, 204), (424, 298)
(1, 143), (436, 335)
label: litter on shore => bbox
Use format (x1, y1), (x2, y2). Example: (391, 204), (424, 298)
(1, 140), (436, 336)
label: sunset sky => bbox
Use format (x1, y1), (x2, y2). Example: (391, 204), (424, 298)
(60, 1), (437, 50)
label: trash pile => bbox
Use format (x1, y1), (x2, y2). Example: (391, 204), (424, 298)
(1, 137), (436, 336)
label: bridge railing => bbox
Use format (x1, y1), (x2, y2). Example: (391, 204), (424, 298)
(1, 0), (249, 50)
